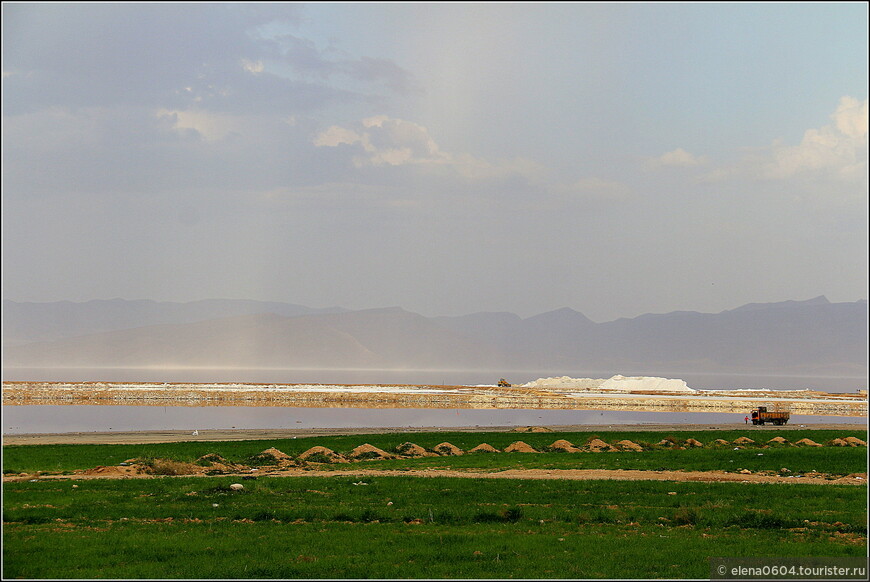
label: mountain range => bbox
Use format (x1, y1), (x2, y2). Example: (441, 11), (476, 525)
(2, 296), (866, 376)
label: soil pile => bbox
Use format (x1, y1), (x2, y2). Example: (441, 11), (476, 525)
(733, 437), (755, 445)
(298, 446), (348, 463)
(712, 439), (730, 446)
(468, 443), (500, 453)
(767, 437), (789, 445)
(683, 439), (704, 448)
(547, 439), (581, 453)
(504, 441), (538, 453)
(616, 440), (644, 452)
(795, 438), (822, 447)
(585, 439), (618, 452)
(844, 437), (867, 446)
(395, 442), (434, 457)
(656, 439), (678, 448)
(511, 426), (553, 433)
(260, 447), (294, 462)
(349, 444), (395, 460)
(433, 442), (464, 456)
(80, 464), (148, 477)
(196, 454), (247, 473)
(829, 438), (850, 447)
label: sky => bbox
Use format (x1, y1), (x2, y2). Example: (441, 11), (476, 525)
(2, 2), (868, 323)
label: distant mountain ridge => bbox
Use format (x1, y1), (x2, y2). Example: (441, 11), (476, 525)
(2, 296), (866, 376)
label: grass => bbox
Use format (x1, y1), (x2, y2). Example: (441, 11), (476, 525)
(3, 428), (866, 578)
(3, 475), (866, 579)
(3, 428), (866, 474)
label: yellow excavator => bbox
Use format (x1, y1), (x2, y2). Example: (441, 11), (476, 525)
(498, 378), (511, 387)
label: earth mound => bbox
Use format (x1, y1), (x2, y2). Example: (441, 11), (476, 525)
(547, 439), (581, 453)
(468, 443), (500, 453)
(260, 447), (294, 462)
(615, 440), (644, 452)
(683, 439), (704, 448)
(298, 446), (348, 463)
(349, 444), (395, 460)
(395, 442), (434, 457)
(795, 438), (822, 447)
(504, 441), (538, 453)
(829, 438), (850, 447)
(733, 437), (755, 445)
(511, 426), (553, 433)
(712, 439), (731, 446)
(844, 437), (867, 446)
(585, 438), (618, 452)
(767, 437), (789, 445)
(433, 442), (464, 456)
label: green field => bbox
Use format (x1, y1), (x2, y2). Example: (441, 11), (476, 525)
(3, 429), (867, 579)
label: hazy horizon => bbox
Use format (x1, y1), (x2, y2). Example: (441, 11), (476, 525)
(3, 3), (867, 323)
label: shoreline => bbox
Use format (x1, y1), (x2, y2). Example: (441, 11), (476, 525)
(3, 422), (867, 445)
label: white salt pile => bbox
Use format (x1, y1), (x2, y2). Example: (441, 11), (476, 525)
(522, 374), (696, 393)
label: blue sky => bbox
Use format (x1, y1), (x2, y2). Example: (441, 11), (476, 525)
(2, 2), (867, 321)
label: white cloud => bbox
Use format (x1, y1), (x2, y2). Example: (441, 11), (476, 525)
(647, 147), (708, 169)
(764, 96), (868, 181)
(313, 115), (542, 180)
(156, 108), (246, 141)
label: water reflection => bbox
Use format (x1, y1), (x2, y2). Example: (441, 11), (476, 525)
(2, 404), (862, 435)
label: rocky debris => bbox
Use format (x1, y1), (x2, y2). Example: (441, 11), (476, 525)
(585, 438), (618, 452)
(683, 439), (704, 448)
(468, 443), (500, 453)
(733, 437), (755, 445)
(547, 439), (582, 453)
(394, 442), (435, 457)
(767, 437), (790, 445)
(504, 441), (538, 453)
(795, 438), (823, 447)
(615, 440), (644, 452)
(298, 446), (348, 463)
(844, 437), (867, 446)
(349, 444), (395, 460)
(432, 442), (464, 456)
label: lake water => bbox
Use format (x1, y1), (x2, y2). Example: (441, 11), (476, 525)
(3, 367), (866, 434)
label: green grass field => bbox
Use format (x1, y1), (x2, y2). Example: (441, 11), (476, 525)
(3, 428), (867, 579)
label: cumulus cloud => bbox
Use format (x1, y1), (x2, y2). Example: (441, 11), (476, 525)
(764, 96), (868, 181)
(646, 147), (709, 169)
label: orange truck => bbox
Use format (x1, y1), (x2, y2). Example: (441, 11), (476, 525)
(750, 406), (790, 426)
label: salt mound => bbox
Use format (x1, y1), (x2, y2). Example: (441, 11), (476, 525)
(795, 438), (822, 447)
(599, 375), (696, 393)
(548, 439), (581, 452)
(521, 374), (696, 393)
(350, 444), (394, 460)
(767, 437), (789, 445)
(504, 441), (538, 453)
(684, 439), (704, 448)
(616, 440), (644, 452)
(585, 438), (618, 452)
(468, 443), (500, 453)
(433, 442), (464, 456)
(298, 446), (348, 463)
(395, 442), (433, 457)
(844, 437), (867, 446)
(733, 437), (755, 445)
(522, 376), (604, 390)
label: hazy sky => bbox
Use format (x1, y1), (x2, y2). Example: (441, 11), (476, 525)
(2, 2), (867, 322)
